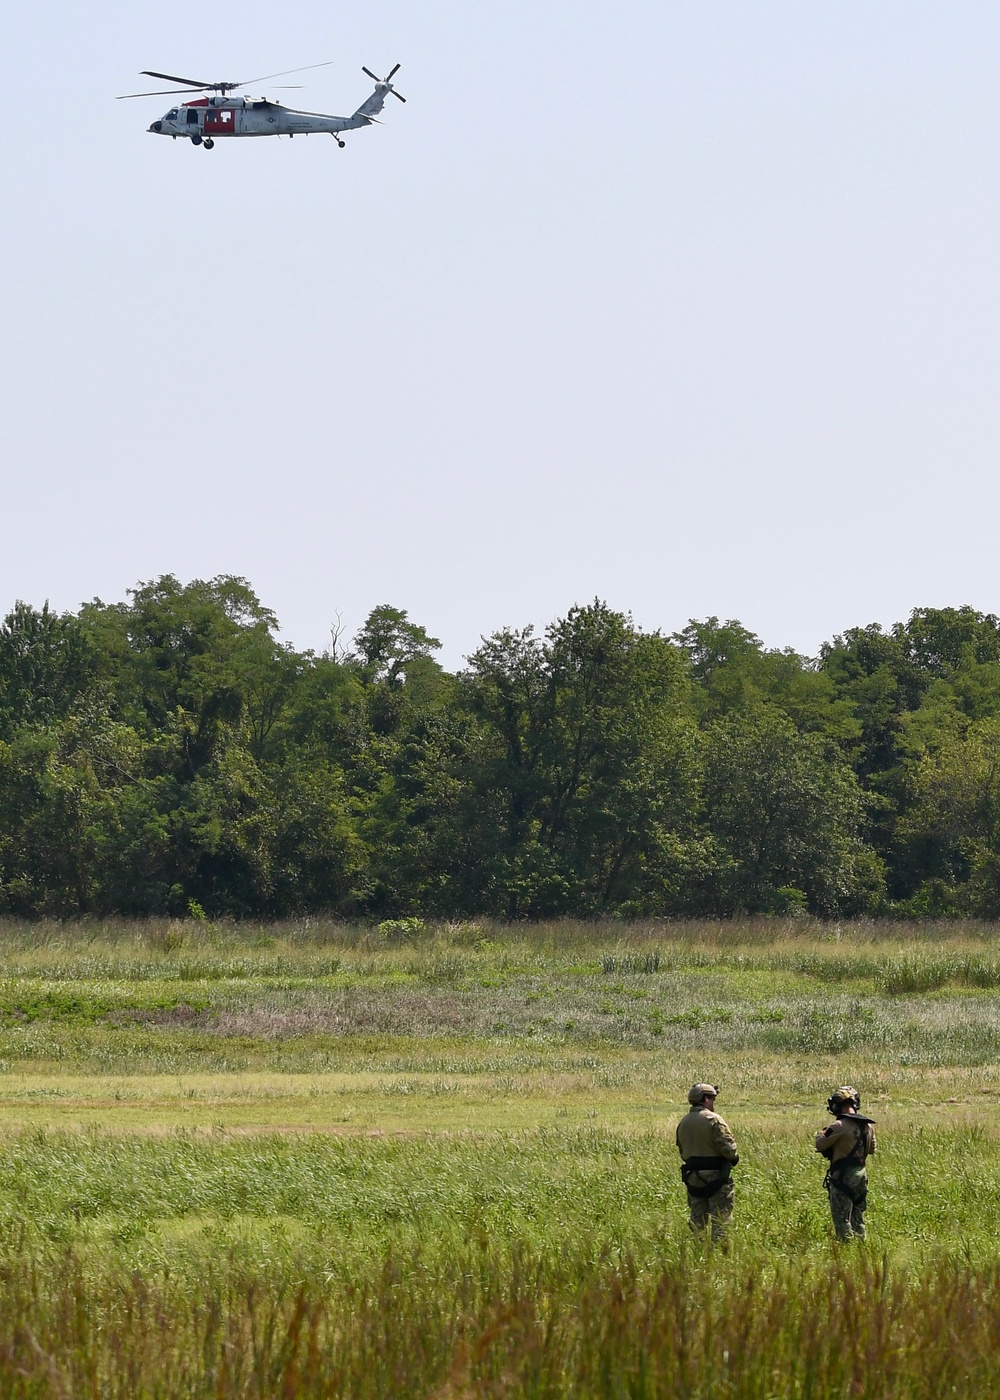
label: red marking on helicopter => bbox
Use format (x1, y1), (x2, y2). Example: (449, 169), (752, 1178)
(204, 109), (236, 135)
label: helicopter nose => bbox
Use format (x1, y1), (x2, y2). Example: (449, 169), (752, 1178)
(149, 120), (163, 133)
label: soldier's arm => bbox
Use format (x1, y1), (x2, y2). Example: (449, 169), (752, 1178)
(815, 1125), (836, 1155)
(710, 1116), (739, 1161)
(868, 1127), (877, 1156)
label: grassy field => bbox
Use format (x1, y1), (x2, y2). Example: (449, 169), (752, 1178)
(1, 916), (1000, 1395)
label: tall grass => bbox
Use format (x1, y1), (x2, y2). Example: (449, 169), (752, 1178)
(0, 1243), (998, 1397)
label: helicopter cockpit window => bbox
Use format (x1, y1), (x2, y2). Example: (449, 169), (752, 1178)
(186, 109), (199, 125)
(166, 109), (179, 120)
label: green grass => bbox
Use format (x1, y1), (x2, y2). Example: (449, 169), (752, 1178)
(0, 1118), (997, 1264)
(0, 916), (998, 1393)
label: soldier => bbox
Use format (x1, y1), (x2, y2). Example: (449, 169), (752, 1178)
(815, 1086), (877, 1242)
(675, 1083), (739, 1241)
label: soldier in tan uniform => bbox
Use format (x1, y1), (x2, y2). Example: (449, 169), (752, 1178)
(675, 1083), (739, 1241)
(815, 1086), (876, 1241)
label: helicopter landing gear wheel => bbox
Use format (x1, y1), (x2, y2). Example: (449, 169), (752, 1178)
(203, 138), (215, 150)
(337, 139), (345, 148)
(190, 134), (202, 146)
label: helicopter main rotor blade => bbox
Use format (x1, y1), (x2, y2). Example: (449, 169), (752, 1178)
(141, 70), (213, 87)
(386, 63), (401, 80)
(118, 86), (213, 99)
(362, 67), (381, 82)
(238, 60), (335, 86)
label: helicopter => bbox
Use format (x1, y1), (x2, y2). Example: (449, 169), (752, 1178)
(118, 61), (406, 149)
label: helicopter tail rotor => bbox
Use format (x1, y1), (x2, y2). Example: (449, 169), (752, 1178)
(362, 63), (406, 102)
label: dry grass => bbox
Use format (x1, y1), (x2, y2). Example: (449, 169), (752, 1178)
(0, 1244), (998, 1397)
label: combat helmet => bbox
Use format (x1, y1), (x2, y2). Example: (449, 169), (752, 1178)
(827, 1085), (861, 1115)
(688, 1083), (719, 1106)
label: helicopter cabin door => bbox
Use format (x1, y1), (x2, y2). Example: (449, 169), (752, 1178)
(204, 108), (236, 137)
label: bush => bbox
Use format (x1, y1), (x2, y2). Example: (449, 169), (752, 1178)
(376, 917), (428, 944)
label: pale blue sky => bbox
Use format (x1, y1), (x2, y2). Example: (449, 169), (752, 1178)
(3, 2), (999, 664)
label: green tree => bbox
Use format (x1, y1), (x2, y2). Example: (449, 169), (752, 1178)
(676, 617), (858, 741)
(459, 601), (702, 916)
(897, 718), (1000, 916)
(700, 707), (882, 915)
(353, 605), (443, 690)
(822, 608), (1000, 901)
(0, 703), (145, 915)
(0, 602), (97, 740)
(81, 575), (291, 773)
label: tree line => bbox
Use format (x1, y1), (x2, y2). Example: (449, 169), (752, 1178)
(1, 575), (999, 919)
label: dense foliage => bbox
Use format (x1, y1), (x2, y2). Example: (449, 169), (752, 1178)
(3, 577), (1000, 918)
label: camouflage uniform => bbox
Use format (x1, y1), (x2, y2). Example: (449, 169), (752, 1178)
(676, 1103), (739, 1241)
(815, 1114), (876, 1241)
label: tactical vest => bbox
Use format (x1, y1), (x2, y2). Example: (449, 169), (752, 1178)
(823, 1116), (875, 1204)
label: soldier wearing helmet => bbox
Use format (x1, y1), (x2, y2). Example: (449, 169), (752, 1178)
(815, 1086), (877, 1241)
(675, 1083), (739, 1241)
